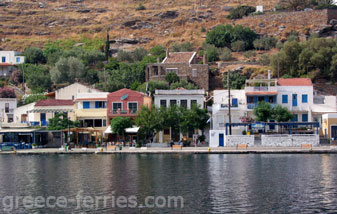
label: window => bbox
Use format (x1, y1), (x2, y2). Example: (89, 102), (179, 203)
(192, 69), (198, 77)
(170, 100), (177, 106)
(95, 101), (105, 108)
(5, 103), (9, 113)
(94, 119), (103, 127)
(302, 114), (308, 122)
(166, 68), (178, 74)
(191, 100), (197, 107)
(72, 96), (75, 100)
(292, 94), (297, 107)
(160, 100), (167, 108)
(153, 66), (158, 76)
(247, 96), (254, 103)
(282, 95), (288, 104)
(258, 96), (264, 102)
(268, 96), (274, 103)
(103, 120), (107, 127)
(16, 57), (20, 63)
(164, 129), (170, 135)
(1, 57), (5, 63)
(112, 103), (122, 113)
(128, 102), (138, 114)
(83, 101), (90, 109)
(302, 94), (308, 103)
(232, 98), (238, 107)
(181, 100), (187, 108)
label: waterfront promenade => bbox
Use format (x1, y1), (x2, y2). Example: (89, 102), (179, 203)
(2, 146), (337, 154)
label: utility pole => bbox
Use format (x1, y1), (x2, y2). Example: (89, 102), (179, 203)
(227, 70), (232, 135)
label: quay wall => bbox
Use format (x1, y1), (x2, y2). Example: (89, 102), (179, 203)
(261, 134), (319, 147)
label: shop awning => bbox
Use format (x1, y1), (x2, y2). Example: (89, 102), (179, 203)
(104, 126), (140, 134)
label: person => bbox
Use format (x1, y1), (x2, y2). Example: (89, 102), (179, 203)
(133, 139), (136, 147)
(170, 140), (174, 147)
(178, 140), (183, 146)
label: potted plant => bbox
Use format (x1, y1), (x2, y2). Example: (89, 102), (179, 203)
(32, 143), (37, 149)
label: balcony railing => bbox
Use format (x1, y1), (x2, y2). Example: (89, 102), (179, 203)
(247, 103), (276, 109)
(245, 86), (277, 93)
(110, 109), (138, 115)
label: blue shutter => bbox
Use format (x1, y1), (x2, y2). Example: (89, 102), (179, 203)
(282, 95), (288, 104)
(232, 98), (238, 107)
(95, 101), (99, 108)
(83, 101), (90, 109)
(302, 114), (308, 122)
(1, 57), (5, 63)
(302, 94), (308, 103)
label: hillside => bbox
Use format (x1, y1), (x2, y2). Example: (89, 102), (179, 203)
(0, 0), (280, 51)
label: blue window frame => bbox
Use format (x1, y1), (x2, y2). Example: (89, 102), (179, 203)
(302, 114), (308, 122)
(282, 95), (288, 104)
(95, 101), (105, 108)
(232, 98), (238, 107)
(302, 94), (308, 103)
(1, 57), (5, 63)
(292, 94), (297, 107)
(83, 101), (90, 109)
(16, 57), (20, 63)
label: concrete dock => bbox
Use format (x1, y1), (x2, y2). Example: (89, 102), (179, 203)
(2, 146), (337, 154)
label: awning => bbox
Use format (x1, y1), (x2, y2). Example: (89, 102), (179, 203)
(104, 126), (140, 134)
(0, 128), (40, 133)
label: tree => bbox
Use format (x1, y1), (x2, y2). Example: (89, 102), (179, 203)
(23, 47), (46, 64)
(9, 70), (22, 85)
(137, 80), (168, 96)
(23, 94), (47, 105)
(227, 5), (256, 19)
(0, 87), (16, 98)
(165, 72), (180, 85)
(180, 105), (209, 136)
(171, 42), (194, 52)
(278, 0), (309, 10)
(25, 64), (52, 93)
(219, 48), (233, 61)
(47, 113), (79, 130)
(110, 117), (133, 141)
(131, 47), (148, 62)
(51, 57), (86, 84)
(150, 45), (166, 60)
(231, 40), (246, 52)
(272, 105), (294, 122)
(170, 79), (199, 90)
(253, 101), (273, 122)
(330, 54), (337, 82)
(135, 106), (164, 143)
(223, 71), (247, 89)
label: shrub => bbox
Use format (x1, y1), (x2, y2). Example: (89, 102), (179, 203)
(219, 48), (233, 61)
(0, 87), (16, 98)
(205, 45), (220, 62)
(243, 50), (256, 58)
(253, 37), (277, 50)
(231, 40), (246, 52)
(165, 72), (180, 85)
(227, 5), (256, 19)
(171, 42), (194, 52)
(136, 3), (146, 10)
(258, 54), (271, 66)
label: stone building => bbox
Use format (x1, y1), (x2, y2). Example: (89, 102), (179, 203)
(146, 50), (209, 90)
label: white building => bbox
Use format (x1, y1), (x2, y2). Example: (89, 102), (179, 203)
(154, 89), (205, 143)
(0, 98), (17, 123)
(0, 51), (25, 77)
(46, 83), (102, 100)
(13, 102), (36, 124)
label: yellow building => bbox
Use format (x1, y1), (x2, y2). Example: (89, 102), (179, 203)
(322, 114), (337, 139)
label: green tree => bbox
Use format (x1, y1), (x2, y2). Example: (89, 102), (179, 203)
(272, 105), (294, 122)
(180, 105), (209, 136)
(150, 45), (166, 60)
(165, 72), (180, 85)
(231, 40), (246, 52)
(131, 47), (148, 62)
(137, 80), (168, 95)
(110, 117), (133, 140)
(171, 42), (194, 52)
(223, 71), (247, 89)
(330, 54), (337, 82)
(25, 64), (52, 93)
(23, 94), (47, 105)
(47, 113), (79, 130)
(219, 48), (233, 61)
(135, 106), (164, 143)
(227, 5), (256, 19)
(23, 47), (46, 64)
(253, 101), (273, 122)
(51, 57), (86, 84)
(170, 79), (199, 90)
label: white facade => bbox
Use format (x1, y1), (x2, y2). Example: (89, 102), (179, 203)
(0, 51), (25, 65)
(0, 98), (17, 123)
(55, 83), (101, 100)
(13, 102), (36, 124)
(76, 92), (109, 109)
(154, 89), (205, 109)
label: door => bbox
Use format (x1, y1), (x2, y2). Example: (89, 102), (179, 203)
(40, 113), (46, 126)
(219, 134), (224, 147)
(292, 94), (297, 107)
(332, 126), (337, 140)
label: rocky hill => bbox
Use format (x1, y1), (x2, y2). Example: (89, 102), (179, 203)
(0, 0), (280, 51)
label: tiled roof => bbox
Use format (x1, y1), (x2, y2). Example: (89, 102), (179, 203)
(0, 63), (14, 66)
(35, 99), (74, 106)
(163, 52), (195, 64)
(278, 78), (312, 86)
(246, 92), (278, 95)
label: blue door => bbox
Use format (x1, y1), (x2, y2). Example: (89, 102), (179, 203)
(40, 113), (46, 126)
(219, 134), (224, 147)
(292, 94), (297, 107)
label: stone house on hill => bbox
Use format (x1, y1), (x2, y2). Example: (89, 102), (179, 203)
(146, 50), (209, 90)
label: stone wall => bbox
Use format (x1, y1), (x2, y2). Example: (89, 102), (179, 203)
(225, 135), (255, 147)
(261, 134), (319, 147)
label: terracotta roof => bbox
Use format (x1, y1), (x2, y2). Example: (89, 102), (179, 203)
(35, 99), (74, 106)
(0, 63), (14, 66)
(246, 92), (278, 95)
(163, 52), (195, 64)
(278, 78), (312, 86)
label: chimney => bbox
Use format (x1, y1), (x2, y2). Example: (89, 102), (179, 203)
(157, 57), (160, 63)
(268, 70), (271, 79)
(166, 48), (170, 58)
(203, 53), (207, 64)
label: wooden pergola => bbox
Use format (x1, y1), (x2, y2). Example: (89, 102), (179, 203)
(62, 127), (104, 147)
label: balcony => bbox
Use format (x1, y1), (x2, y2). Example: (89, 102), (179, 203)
(247, 103), (276, 110)
(109, 109), (138, 116)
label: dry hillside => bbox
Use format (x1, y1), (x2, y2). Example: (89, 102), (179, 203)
(0, 0), (279, 50)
